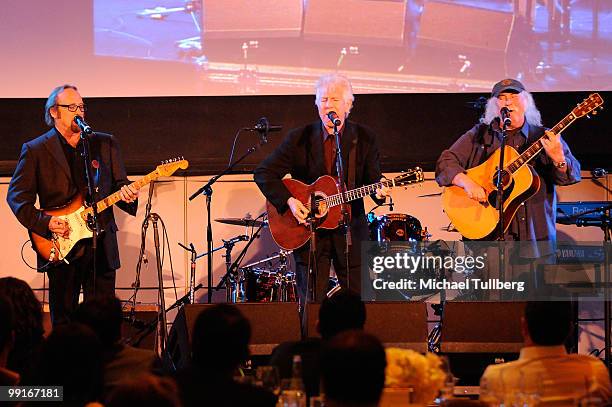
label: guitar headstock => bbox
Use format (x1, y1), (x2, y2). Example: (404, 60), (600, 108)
(157, 157), (189, 176)
(572, 93), (604, 119)
(393, 167), (424, 187)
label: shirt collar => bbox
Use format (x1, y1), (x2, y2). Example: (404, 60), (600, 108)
(55, 127), (77, 149)
(321, 121), (345, 141)
(519, 345), (567, 361)
(518, 119), (529, 139)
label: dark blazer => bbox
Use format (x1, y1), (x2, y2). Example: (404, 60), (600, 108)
(6, 128), (137, 270)
(254, 120), (383, 218)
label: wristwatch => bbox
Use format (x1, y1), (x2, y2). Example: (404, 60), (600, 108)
(553, 161), (567, 169)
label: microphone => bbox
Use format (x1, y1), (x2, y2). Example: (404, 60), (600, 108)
(500, 107), (512, 127)
(74, 115), (93, 135)
(224, 235), (249, 245)
(327, 111), (342, 126)
(247, 117), (282, 133)
(591, 168), (608, 178)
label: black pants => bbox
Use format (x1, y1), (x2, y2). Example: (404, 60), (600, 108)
(46, 241), (116, 326)
(293, 217), (369, 305)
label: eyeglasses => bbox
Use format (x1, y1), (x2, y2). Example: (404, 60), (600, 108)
(56, 104), (87, 113)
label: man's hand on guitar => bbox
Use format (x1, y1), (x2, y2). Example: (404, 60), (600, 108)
(287, 197), (309, 225)
(375, 177), (391, 200)
(120, 185), (139, 203)
(541, 130), (566, 165)
(453, 173), (487, 203)
(49, 216), (70, 238)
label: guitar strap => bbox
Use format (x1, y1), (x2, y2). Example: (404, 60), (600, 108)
(348, 130), (357, 190)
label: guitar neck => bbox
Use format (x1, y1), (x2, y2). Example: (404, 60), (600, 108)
(505, 112), (577, 174)
(92, 170), (160, 214)
(325, 179), (394, 208)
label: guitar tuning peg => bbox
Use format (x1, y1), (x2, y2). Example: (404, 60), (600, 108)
(586, 114), (591, 119)
(592, 110), (598, 115)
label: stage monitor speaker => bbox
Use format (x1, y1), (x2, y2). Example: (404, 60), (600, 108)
(440, 301), (525, 353)
(417, 1), (515, 53)
(306, 302), (427, 351)
(201, 0), (303, 38)
(303, 0), (407, 46)
(168, 303), (301, 369)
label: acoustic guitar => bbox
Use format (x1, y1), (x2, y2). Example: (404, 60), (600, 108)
(31, 158), (189, 263)
(442, 93), (603, 240)
(267, 168), (424, 250)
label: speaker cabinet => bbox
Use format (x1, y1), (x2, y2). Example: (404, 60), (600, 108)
(201, 0), (303, 38)
(417, 1), (515, 52)
(168, 303), (301, 369)
(306, 301), (428, 351)
(304, 0), (407, 45)
(440, 301), (525, 353)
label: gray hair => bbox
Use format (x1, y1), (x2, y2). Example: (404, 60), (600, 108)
(44, 84), (78, 127)
(482, 90), (542, 127)
(315, 73), (355, 107)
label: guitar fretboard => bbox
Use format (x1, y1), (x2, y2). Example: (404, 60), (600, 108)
(318, 179), (396, 208)
(505, 111), (578, 174)
(82, 170), (160, 217)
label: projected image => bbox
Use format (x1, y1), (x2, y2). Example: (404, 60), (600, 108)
(95, 0), (611, 95)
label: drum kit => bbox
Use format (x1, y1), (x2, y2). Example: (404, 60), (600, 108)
(215, 211), (430, 303)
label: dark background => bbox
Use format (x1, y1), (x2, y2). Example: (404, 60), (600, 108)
(0, 91), (609, 177)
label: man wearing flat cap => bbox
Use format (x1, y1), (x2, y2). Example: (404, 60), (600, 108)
(435, 79), (581, 245)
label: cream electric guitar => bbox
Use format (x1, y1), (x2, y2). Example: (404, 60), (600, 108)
(442, 93), (603, 240)
(31, 158), (189, 263)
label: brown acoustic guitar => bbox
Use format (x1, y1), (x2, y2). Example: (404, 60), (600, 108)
(31, 158), (189, 263)
(267, 168), (424, 250)
(442, 93), (603, 240)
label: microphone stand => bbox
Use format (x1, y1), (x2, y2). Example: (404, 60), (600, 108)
(178, 242), (198, 304)
(333, 121), (352, 291)
(130, 181), (156, 322)
(495, 115), (510, 292)
(79, 128), (100, 296)
(189, 128), (268, 303)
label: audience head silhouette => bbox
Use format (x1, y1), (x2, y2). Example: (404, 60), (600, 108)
(191, 304), (251, 375)
(523, 301), (572, 346)
(74, 295), (123, 348)
(321, 330), (386, 407)
(318, 289), (366, 340)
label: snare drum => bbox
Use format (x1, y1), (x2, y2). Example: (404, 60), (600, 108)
(369, 213), (424, 242)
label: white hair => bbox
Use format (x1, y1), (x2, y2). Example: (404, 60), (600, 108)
(314, 73), (354, 107)
(482, 90), (542, 127)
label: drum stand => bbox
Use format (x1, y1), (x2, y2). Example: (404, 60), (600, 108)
(214, 218), (268, 299)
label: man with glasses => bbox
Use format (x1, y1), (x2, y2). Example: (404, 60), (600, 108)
(6, 84), (139, 325)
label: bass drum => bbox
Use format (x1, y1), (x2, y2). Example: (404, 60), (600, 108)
(369, 213), (424, 242)
(244, 267), (297, 303)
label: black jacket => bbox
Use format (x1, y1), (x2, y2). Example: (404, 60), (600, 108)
(7, 128), (137, 270)
(254, 120), (384, 218)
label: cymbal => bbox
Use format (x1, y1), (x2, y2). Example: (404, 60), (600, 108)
(215, 217), (267, 227)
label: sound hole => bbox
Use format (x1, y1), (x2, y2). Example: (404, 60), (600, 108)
(309, 192), (329, 218)
(487, 178), (515, 208)
(491, 169), (512, 189)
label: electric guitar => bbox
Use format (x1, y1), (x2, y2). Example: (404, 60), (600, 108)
(267, 168), (424, 250)
(442, 93), (603, 240)
(31, 158), (189, 263)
